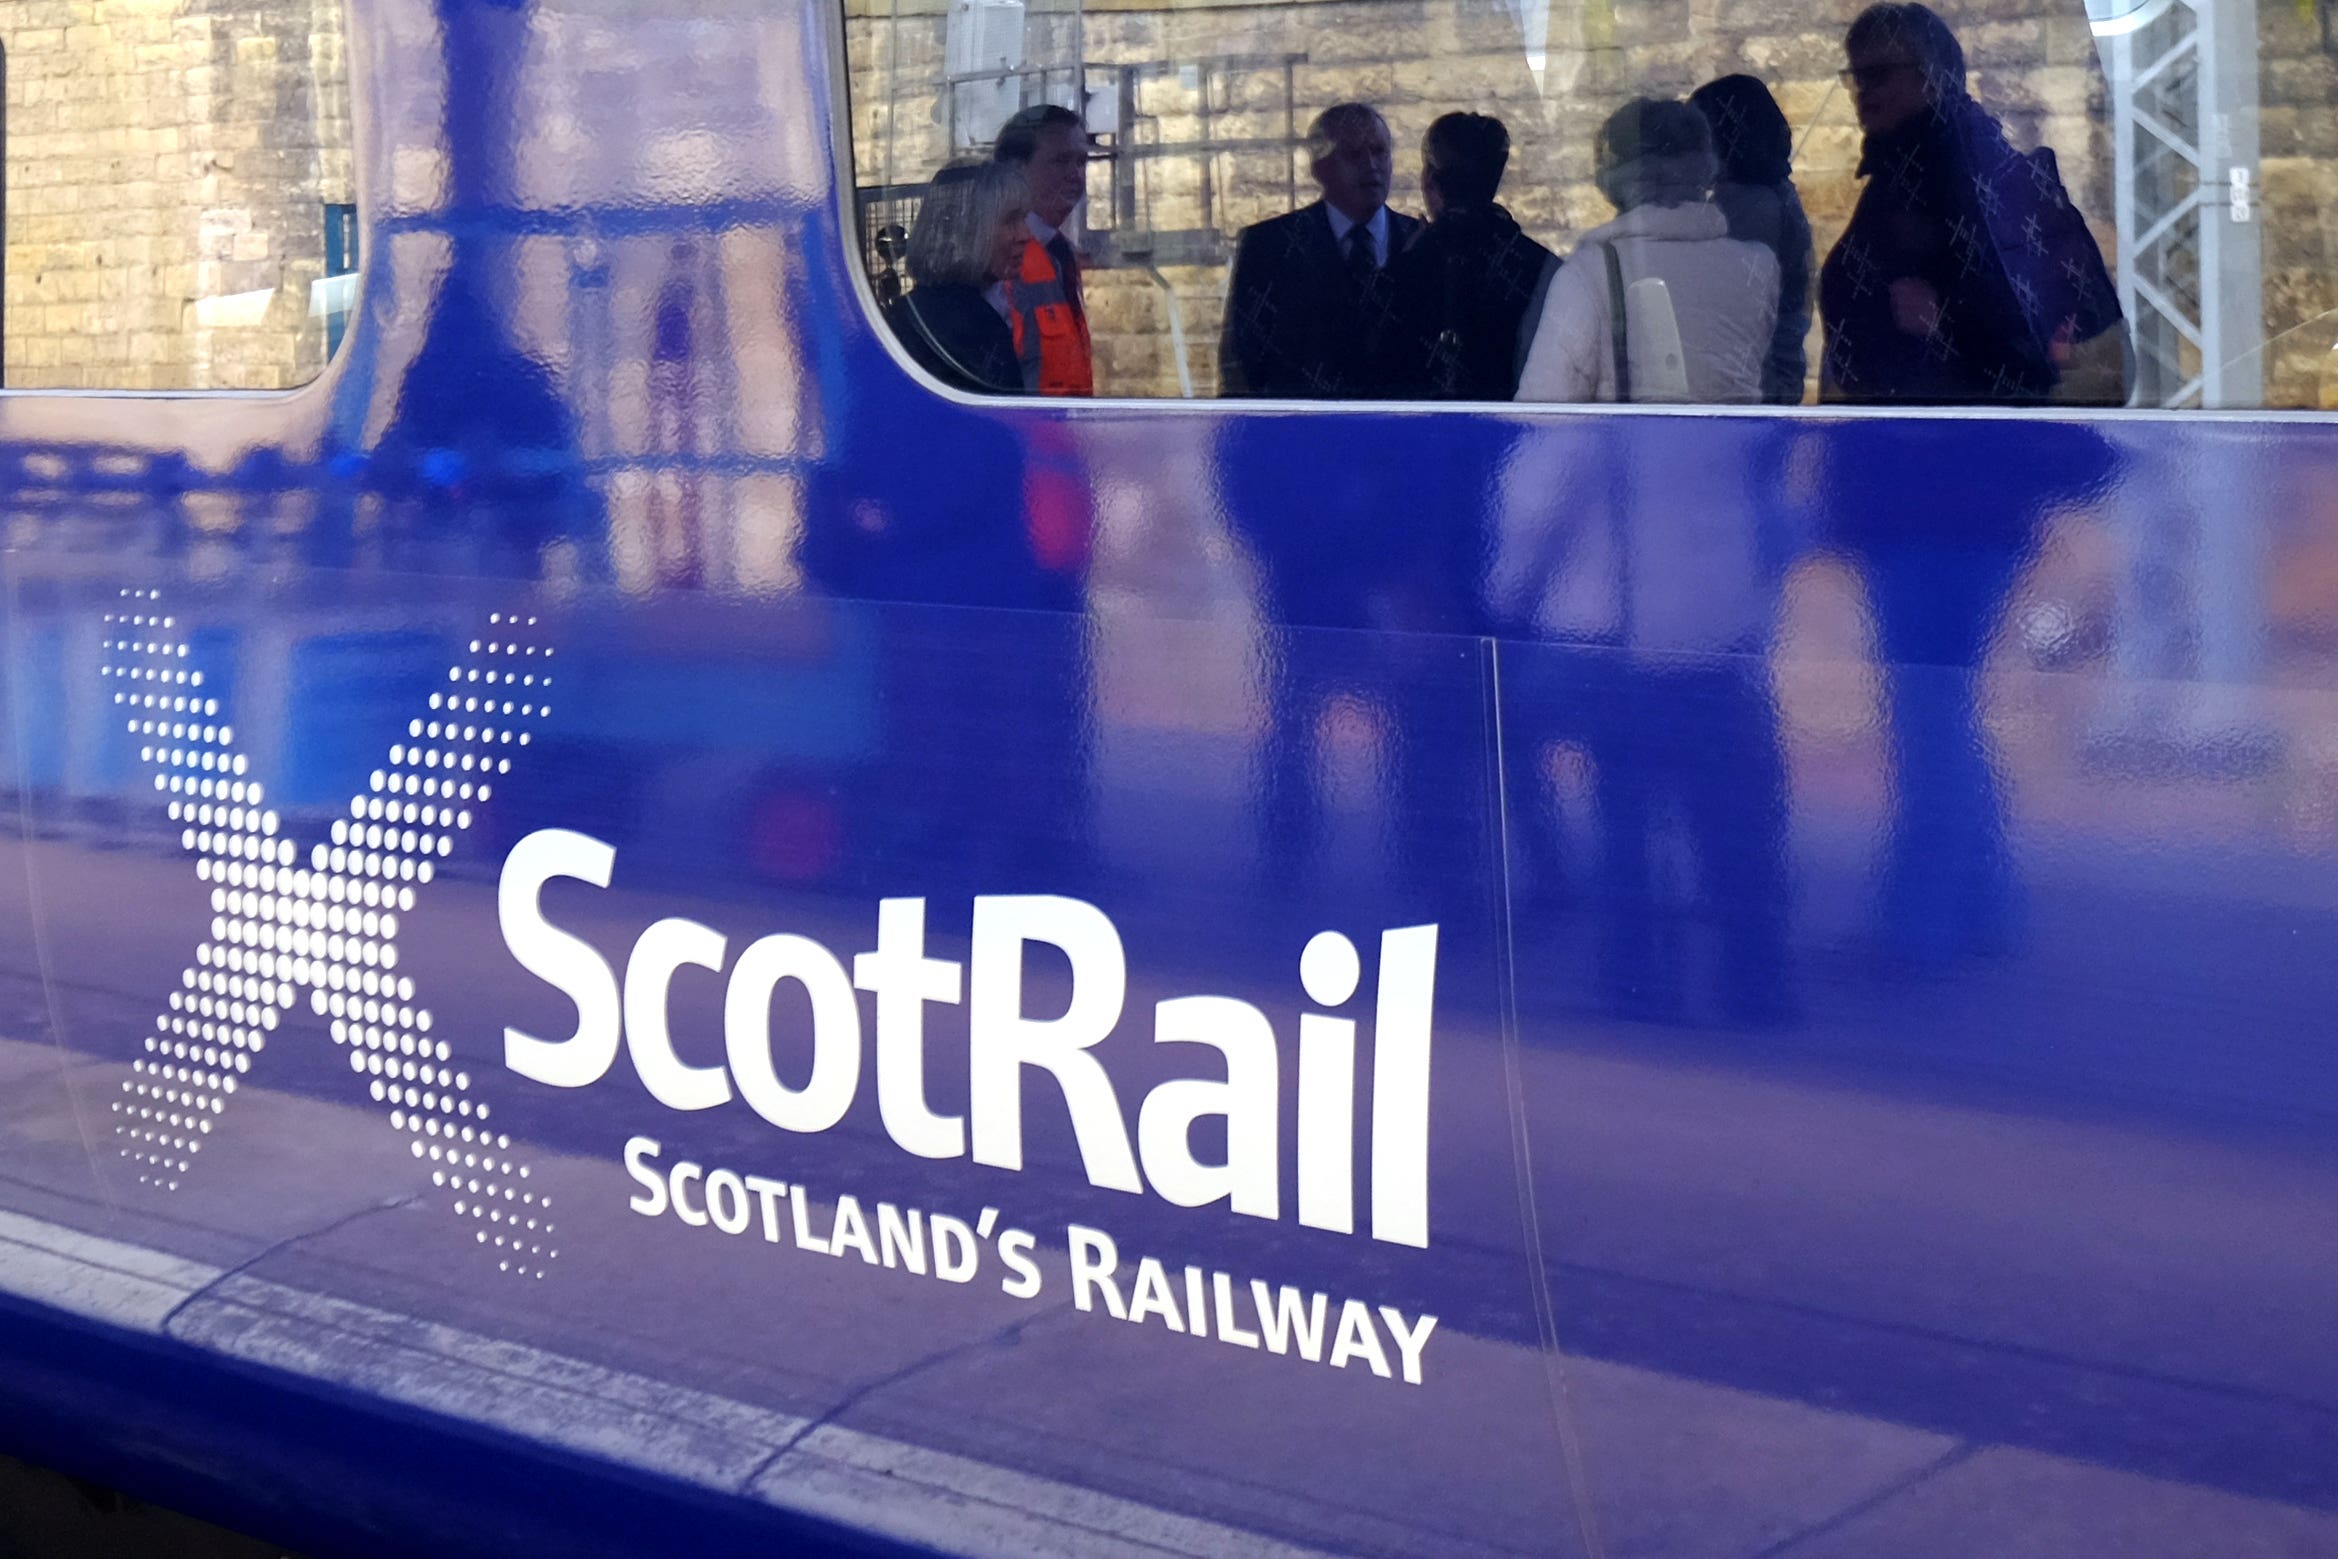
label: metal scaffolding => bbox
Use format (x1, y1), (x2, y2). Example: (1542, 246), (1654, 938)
(2093, 0), (2264, 407)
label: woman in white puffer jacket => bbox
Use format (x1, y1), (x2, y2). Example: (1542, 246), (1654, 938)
(1518, 98), (1777, 407)
(1498, 98), (1789, 657)
(1497, 97), (1797, 1029)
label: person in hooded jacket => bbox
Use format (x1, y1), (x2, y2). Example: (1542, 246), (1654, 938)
(1370, 112), (1559, 402)
(1819, 3), (2116, 405)
(1690, 75), (1814, 405)
(1819, 3), (2119, 968)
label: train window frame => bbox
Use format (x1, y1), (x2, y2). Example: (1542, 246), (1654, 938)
(0, 0), (365, 401)
(821, 0), (2338, 423)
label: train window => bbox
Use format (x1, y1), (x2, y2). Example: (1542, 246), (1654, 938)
(0, 4), (355, 391)
(839, 0), (2338, 410)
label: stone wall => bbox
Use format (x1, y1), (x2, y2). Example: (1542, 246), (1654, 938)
(846, 0), (2338, 406)
(2, 0), (353, 391)
(2258, 0), (2338, 408)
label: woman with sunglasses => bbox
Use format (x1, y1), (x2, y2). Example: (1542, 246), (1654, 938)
(1820, 3), (2119, 973)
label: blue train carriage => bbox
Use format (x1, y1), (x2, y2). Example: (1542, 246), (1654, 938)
(3, 0), (2338, 1553)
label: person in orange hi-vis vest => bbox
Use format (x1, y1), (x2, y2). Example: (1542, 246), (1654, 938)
(987, 104), (1096, 885)
(992, 104), (1095, 398)
(989, 103), (1098, 576)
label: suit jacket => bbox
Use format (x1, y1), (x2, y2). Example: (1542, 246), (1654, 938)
(1219, 200), (1423, 398)
(1369, 202), (1558, 401)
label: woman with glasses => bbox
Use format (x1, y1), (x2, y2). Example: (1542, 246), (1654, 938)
(1819, 3), (2118, 973)
(1820, 2), (2114, 405)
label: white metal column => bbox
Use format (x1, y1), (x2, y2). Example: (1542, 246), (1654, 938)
(2086, 0), (2272, 770)
(2092, 0), (2263, 407)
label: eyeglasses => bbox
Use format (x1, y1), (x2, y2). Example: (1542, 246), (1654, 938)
(1840, 61), (1920, 88)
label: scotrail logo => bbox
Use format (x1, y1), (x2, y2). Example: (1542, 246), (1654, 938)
(103, 589), (558, 1279)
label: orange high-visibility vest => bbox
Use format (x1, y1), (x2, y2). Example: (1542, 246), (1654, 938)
(1005, 234), (1094, 397)
(1022, 420), (1092, 575)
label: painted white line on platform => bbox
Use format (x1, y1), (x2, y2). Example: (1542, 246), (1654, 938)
(0, 1208), (1344, 1558)
(172, 1273), (810, 1489)
(760, 1423), (1347, 1559)
(0, 1207), (221, 1329)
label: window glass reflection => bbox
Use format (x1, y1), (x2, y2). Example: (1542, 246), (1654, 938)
(845, 0), (2338, 409)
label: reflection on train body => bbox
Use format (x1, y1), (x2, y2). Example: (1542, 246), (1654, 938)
(0, 0), (2335, 1554)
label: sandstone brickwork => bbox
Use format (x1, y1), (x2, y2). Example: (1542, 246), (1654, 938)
(2258, 1), (2338, 407)
(847, 0), (2338, 406)
(2, 0), (352, 390)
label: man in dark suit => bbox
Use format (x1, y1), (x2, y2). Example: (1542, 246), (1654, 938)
(1219, 103), (1421, 398)
(1214, 104), (1487, 909)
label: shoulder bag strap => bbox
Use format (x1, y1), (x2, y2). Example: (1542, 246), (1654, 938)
(1601, 241), (1632, 405)
(1598, 243), (1635, 645)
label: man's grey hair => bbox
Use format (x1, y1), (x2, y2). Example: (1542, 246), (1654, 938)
(1593, 97), (1719, 211)
(906, 157), (1029, 289)
(1305, 102), (1389, 164)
